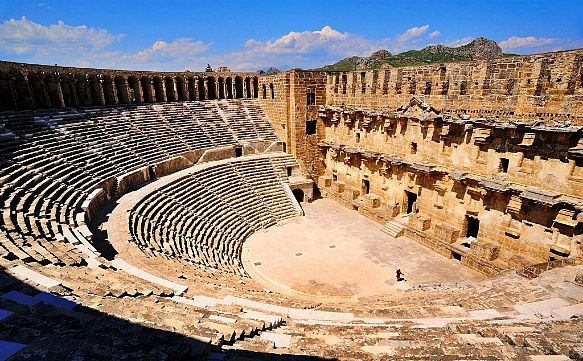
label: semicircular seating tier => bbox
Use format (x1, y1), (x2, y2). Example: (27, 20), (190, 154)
(129, 155), (301, 275)
(0, 99), (278, 267)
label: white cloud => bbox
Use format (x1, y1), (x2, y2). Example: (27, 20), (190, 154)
(499, 36), (556, 50)
(498, 35), (583, 54)
(0, 16), (124, 56)
(395, 25), (429, 43)
(443, 36), (474, 47)
(428, 30), (441, 39)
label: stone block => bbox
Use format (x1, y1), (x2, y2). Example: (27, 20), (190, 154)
(434, 222), (460, 243)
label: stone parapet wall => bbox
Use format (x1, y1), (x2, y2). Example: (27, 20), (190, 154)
(326, 49), (583, 124)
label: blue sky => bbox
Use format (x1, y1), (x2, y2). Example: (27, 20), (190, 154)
(1, 0), (582, 71)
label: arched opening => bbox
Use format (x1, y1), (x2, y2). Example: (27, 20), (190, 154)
(245, 77), (251, 98)
(207, 76), (216, 100)
(140, 77), (153, 103)
(292, 188), (305, 203)
(114, 75), (129, 104)
(262, 84), (266, 99)
(44, 72), (65, 108)
(253, 77), (259, 98)
(60, 73), (77, 107)
(0, 72), (18, 110)
(165, 77), (176, 101)
(102, 75), (117, 105)
(218, 77), (225, 99)
(153, 76), (165, 102)
(75, 74), (92, 106)
(9, 69), (33, 109)
(235, 76), (243, 98)
(226, 77), (233, 99)
(269, 83), (274, 99)
(175, 76), (186, 101)
(197, 77), (205, 100)
(28, 71), (49, 109)
(128, 76), (141, 103)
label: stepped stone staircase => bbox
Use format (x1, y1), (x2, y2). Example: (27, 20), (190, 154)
(381, 220), (405, 238)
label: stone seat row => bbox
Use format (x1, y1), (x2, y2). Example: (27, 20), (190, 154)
(129, 155), (300, 275)
(0, 100), (279, 268)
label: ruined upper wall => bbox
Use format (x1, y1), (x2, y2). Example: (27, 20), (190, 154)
(326, 49), (583, 124)
(0, 60), (260, 110)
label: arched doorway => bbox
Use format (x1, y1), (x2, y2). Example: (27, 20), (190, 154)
(235, 76), (243, 98)
(292, 188), (304, 203)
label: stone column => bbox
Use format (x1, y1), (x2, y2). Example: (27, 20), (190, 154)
(53, 73), (66, 108)
(8, 79), (20, 110)
(96, 78), (106, 106)
(40, 80), (51, 108)
(159, 76), (167, 102)
(193, 80), (199, 100)
(24, 79), (37, 109)
(135, 81), (144, 103)
(150, 80), (157, 102)
(170, 77), (179, 101)
(123, 79), (132, 103)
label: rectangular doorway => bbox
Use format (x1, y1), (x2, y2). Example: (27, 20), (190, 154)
(405, 191), (417, 214)
(465, 215), (480, 238)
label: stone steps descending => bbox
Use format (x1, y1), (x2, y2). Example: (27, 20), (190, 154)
(381, 220), (404, 238)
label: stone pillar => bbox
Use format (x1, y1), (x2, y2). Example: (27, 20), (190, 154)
(24, 79), (37, 109)
(159, 76), (167, 102)
(8, 80), (20, 110)
(135, 81), (144, 103)
(96, 78), (106, 106)
(193, 80), (199, 100)
(110, 81), (119, 105)
(149, 80), (157, 102)
(170, 77), (179, 101)
(40, 80), (51, 108)
(53, 73), (66, 108)
(203, 79), (208, 99)
(123, 79), (132, 103)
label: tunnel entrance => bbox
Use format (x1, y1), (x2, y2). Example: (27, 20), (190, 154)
(292, 188), (305, 203)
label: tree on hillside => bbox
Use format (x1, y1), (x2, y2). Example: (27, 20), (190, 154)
(205, 64), (213, 72)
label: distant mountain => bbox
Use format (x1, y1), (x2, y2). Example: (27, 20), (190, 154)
(319, 37), (503, 71)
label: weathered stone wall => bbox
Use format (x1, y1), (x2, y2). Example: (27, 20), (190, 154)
(0, 60), (260, 111)
(317, 102), (583, 270)
(326, 49), (583, 124)
(257, 73), (290, 145)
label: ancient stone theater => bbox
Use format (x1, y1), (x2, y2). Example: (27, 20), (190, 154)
(1, 49), (583, 360)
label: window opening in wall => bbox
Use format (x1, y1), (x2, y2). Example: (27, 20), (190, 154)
(332, 174), (338, 181)
(262, 84), (266, 99)
(306, 120), (317, 135)
(235, 146), (243, 157)
(549, 248), (569, 261)
(460, 81), (467, 95)
(411, 142), (417, 154)
(356, 132), (361, 143)
(269, 83), (274, 99)
(362, 179), (370, 194)
(287, 167), (293, 176)
(342, 74), (347, 94)
(361, 72), (366, 93)
(500, 158), (509, 173)
(465, 216), (480, 238)
(406, 191), (417, 214)
(282, 142), (286, 152)
(306, 92), (316, 106)
(452, 252), (462, 261)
